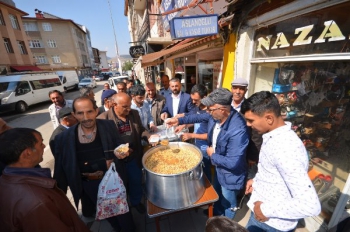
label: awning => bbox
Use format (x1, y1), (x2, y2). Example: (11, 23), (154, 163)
(10, 65), (42, 71)
(141, 35), (220, 67)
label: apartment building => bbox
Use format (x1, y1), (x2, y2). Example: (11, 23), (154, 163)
(22, 11), (92, 76)
(0, 0), (36, 74)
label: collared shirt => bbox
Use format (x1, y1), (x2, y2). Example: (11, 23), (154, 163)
(211, 122), (221, 153)
(171, 92), (181, 117)
(131, 100), (154, 130)
(159, 88), (171, 97)
(231, 99), (244, 112)
(103, 105), (109, 112)
(77, 124), (97, 143)
(247, 122), (320, 231)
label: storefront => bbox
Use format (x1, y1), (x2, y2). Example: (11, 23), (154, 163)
(236, 1), (350, 231)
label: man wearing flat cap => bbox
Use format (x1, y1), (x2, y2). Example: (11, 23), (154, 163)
(99, 89), (117, 115)
(231, 78), (249, 112)
(49, 107), (77, 156)
(166, 88), (249, 219)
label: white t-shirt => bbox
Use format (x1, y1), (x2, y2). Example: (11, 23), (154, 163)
(211, 122), (221, 153)
(172, 92), (181, 117)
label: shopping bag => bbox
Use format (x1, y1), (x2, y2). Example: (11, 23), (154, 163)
(95, 162), (129, 220)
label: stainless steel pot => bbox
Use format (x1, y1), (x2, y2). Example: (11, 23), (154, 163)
(142, 142), (205, 209)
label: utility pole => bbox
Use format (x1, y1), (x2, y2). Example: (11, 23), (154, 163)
(107, 0), (123, 74)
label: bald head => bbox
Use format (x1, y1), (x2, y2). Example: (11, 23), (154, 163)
(112, 92), (131, 104)
(112, 92), (132, 117)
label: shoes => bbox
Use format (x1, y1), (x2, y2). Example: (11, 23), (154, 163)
(133, 203), (146, 214)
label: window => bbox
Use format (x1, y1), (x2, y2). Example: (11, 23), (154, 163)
(42, 23), (52, 31)
(82, 55), (88, 64)
(30, 78), (62, 90)
(78, 42), (85, 51)
(16, 81), (31, 96)
(28, 40), (42, 48)
(17, 41), (27, 54)
(51, 55), (61, 63)
(34, 55), (48, 64)
(23, 22), (38, 31)
(47, 39), (57, 48)
(0, 10), (5, 25)
(3, 38), (14, 53)
(76, 30), (83, 39)
(9, 14), (20, 29)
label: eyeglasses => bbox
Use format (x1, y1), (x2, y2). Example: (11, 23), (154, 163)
(206, 107), (223, 113)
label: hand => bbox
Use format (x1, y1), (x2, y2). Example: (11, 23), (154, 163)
(149, 124), (157, 132)
(106, 159), (113, 169)
(175, 125), (186, 133)
(114, 148), (132, 159)
(245, 179), (254, 194)
(161, 113), (168, 121)
(174, 113), (184, 119)
(206, 146), (214, 157)
(253, 201), (268, 222)
(181, 133), (192, 141)
(165, 118), (179, 127)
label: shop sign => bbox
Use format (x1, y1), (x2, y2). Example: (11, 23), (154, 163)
(160, 0), (192, 31)
(253, 4), (350, 59)
(170, 14), (218, 39)
(129, 46), (145, 58)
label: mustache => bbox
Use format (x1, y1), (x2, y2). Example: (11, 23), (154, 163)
(81, 119), (93, 124)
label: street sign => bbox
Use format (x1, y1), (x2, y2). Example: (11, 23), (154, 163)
(129, 45), (145, 58)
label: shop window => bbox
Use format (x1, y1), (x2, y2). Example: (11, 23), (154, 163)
(253, 61), (350, 224)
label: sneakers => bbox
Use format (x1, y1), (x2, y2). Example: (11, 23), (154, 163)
(133, 203), (146, 214)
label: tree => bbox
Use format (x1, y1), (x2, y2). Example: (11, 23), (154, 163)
(122, 61), (133, 71)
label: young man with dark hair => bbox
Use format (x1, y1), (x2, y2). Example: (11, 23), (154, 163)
(129, 85), (156, 132)
(48, 90), (73, 129)
(0, 128), (90, 232)
(241, 91), (320, 232)
(205, 216), (248, 232)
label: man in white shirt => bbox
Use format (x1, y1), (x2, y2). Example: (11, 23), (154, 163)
(241, 91), (321, 232)
(48, 90), (73, 129)
(130, 85), (157, 132)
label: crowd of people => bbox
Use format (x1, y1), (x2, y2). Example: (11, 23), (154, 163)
(0, 74), (321, 232)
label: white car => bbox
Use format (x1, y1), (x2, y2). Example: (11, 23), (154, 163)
(78, 78), (97, 89)
(94, 76), (101, 81)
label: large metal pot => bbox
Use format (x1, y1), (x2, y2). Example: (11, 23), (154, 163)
(142, 142), (205, 209)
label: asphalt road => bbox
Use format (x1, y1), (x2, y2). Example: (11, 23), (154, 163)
(0, 81), (106, 170)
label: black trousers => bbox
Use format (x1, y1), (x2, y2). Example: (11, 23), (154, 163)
(81, 179), (135, 232)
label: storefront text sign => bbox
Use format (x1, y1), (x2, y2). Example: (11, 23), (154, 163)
(170, 14), (218, 39)
(129, 46), (145, 59)
(253, 8), (350, 58)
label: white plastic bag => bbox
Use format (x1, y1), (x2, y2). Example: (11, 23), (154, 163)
(96, 162), (129, 220)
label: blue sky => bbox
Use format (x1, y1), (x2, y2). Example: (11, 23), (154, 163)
(15, 0), (130, 57)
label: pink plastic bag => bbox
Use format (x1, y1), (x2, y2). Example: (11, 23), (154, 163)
(95, 162), (129, 220)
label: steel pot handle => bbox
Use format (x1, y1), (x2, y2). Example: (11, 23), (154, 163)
(189, 166), (203, 180)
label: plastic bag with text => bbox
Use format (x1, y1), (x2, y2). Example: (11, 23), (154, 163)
(96, 162), (129, 220)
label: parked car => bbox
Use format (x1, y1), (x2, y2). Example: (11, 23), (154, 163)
(78, 78), (96, 89)
(94, 76), (101, 81)
(108, 76), (129, 92)
(56, 70), (79, 92)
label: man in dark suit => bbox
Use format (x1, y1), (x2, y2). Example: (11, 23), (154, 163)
(160, 78), (194, 120)
(49, 107), (77, 156)
(98, 89), (116, 114)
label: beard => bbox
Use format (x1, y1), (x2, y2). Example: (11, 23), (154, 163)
(172, 89), (180, 95)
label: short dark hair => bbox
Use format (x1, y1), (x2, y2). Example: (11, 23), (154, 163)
(0, 128), (39, 165)
(174, 73), (182, 80)
(161, 74), (169, 79)
(170, 78), (180, 83)
(125, 79), (133, 84)
(116, 81), (126, 88)
(48, 90), (63, 97)
(129, 85), (145, 96)
(191, 84), (207, 98)
(205, 216), (248, 232)
(241, 91), (281, 117)
(72, 96), (98, 113)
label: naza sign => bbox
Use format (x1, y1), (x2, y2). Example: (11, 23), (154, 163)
(170, 14), (218, 39)
(129, 46), (145, 58)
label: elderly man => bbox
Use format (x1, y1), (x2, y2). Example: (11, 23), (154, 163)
(98, 93), (148, 214)
(145, 82), (165, 126)
(160, 78), (194, 120)
(129, 85), (156, 132)
(166, 88), (249, 219)
(159, 74), (171, 96)
(116, 81), (127, 93)
(0, 128), (90, 231)
(99, 89), (116, 114)
(242, 91), (320, 231)
(231, 78), (248, 112)
(103, 83), (110, 90)
(48, 90), (73, 129)
(53, 97), (135, 232)
(49, 107), (77, 156)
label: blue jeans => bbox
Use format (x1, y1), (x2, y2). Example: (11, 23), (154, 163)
(213, 174), (240, 219)
(125, 159), (143, 206)
(246, 212), (295, 232)
(199, 145), (212, 182)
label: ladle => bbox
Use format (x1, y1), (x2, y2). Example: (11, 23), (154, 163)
(159, 139), (180, 153)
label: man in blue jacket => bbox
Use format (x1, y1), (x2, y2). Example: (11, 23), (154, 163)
(160, 78), (194, 120)
(166, 88), (249, 219)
